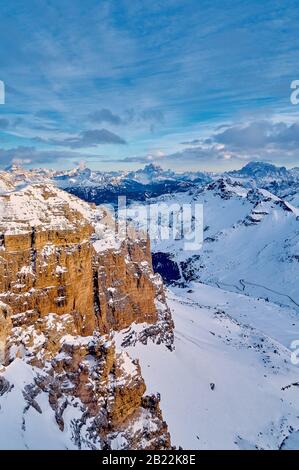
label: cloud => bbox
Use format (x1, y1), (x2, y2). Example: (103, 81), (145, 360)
(11, 158), (32, 166)
(34, 128), (127, 148)
(88, 109), (122, 125)
(104, 145), (227, 165)
(34, 110), (63, 120)
(212, 120), (299, 153)
(3, 117), (299, 171)
(111, 155), (152, 163)
(87, 107), (165, 133)
(123, 107), (165, 125)
(0, 146), (82, 167)
(111, 118), (299, 169)
(0, 117), (24, 131)
(180, 139), (201, 145)
(165, 145), (245, 165)
(104, 148), (166, 164)
(171, 119), (299, 168)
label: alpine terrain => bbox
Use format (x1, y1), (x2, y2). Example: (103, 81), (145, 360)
(0, 161), (299, 449)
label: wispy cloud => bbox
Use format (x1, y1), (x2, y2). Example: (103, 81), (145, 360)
(88, 109), (123, 126)
(180, 139), (201, 145)
(34, 129), (127, 148)
(0, 146), (81, 167)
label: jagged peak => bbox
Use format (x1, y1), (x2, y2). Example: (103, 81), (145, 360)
(206, 177), (248, 198)
(143, 162), (164, 172)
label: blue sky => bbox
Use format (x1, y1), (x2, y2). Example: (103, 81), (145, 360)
(1, 0), (299, 171)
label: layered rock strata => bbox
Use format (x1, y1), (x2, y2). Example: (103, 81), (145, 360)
(0, 183), (173, 449)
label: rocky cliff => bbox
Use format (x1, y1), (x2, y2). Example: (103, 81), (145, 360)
(0, 182), (173, 450)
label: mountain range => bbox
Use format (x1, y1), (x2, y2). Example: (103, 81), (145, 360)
(0, 160), (299, 449)
(2, 159), (299, 202)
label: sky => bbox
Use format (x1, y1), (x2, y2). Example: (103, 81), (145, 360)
(1, 0), (299, 172)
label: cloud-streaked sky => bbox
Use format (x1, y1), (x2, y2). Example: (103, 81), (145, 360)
(1, 0), (299, 171)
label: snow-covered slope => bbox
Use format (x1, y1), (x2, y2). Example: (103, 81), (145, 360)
(150, 178), (299, 312)
(120, 171), (299, 449)
(0, 359), (81, 450)
(0, 183), (96, 234)
(117, 283), (299, 449)
(0, 172), (15, 194)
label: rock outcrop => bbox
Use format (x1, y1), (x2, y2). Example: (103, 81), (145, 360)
(94, 238), (174, 343)
(0, 182), (173, 450)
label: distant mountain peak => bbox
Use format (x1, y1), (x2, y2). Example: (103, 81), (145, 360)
(4, 163), (24, 172)
(143, 163), (163, 172)
(69, 166), (92, 178)
(126, 163), (175, 184)
(236, 161), (288, 177)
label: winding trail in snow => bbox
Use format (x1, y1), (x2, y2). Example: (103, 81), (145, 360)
(239, 279), (299, 308)
(214, 278), (299, 310)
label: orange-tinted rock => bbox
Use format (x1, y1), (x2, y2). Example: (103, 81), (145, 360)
(0, 182), (173, 449)
(95, 239), (159, 332)
(0, 184), (172, 338)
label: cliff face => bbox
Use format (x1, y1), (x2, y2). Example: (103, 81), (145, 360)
(4, 313), (170, 449)
(0, 183), (173, 450)
(95, 239), (157, 331)
(0, 226), (95, 335)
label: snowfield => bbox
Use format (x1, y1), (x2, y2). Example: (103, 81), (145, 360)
(0, 359), (80, 450)
(118, 283), (299, 450)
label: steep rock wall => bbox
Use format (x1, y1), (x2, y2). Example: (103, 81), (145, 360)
(0, 183), (173, 449)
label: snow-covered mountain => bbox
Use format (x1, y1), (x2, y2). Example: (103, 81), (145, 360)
(51, 161), (299, 210)
(121, 284), (299, 449)
(0, 166), (55, 194)
(0, 172), (15, 193)
(149, 177), (299, 311)
(127, 163), (175, 184)
(2, 162), (299, 310)
(3, 160), (298, 206)
(227, 161), (299, 206)
(2, 161), (298, 309)
(52, 164), (211, 205)
(1, 160), (299, 449)
(228, 161), (290, 181)
(123, 174), (299, 449)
